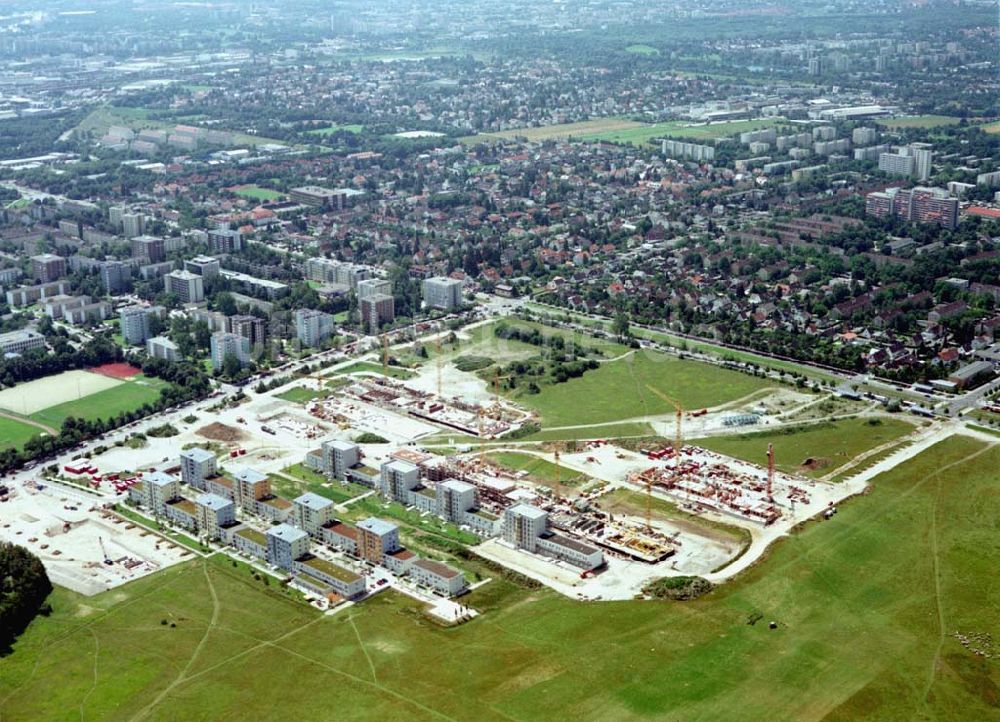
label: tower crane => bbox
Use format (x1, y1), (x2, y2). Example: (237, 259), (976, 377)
(645, 385), (685, 532)
(98, 536), (113, 565)
(490, 367), (512, 416)
(766, 443), (775, 502)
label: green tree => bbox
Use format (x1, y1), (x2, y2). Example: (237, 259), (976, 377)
(0, 543), (52, 650)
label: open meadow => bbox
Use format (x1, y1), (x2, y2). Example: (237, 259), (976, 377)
(2, 434), (997, 720)
(515, 350), (772, 427)
(693, 416), (917, 478)
(875, 115), (961, 129)
(0, 415), (51, 450)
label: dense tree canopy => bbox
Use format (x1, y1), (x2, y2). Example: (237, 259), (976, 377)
(0, 543), (52, 651)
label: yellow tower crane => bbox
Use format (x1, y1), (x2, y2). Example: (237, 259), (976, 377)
(490, 367), (512, 416)
(644, 385), (685, 532)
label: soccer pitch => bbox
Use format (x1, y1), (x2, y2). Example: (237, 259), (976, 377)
(0, 370), (122, 416)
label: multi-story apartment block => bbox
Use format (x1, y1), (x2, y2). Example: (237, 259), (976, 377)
(360, 293), (395, 332)
(233, 468), (271, 514)
(146, 335), (180, 362)
(121, 212), (145, 239)
(865, 186), (959, 229)
(503, 504), (549, 552)
(207, 228), (243, 254)
(266, 524), (310, 571)
(30, 254), (66, 283)
(195, 493), (236, 540)
(164, 270), (205, 304)
(99, 260), (130, 293)
(119, 305), (163, 346)
(228, 314), (267, 348)
(295, 308), (336, 347)
(356, 517), (400, 565)
(210, 332), (251, 371)
(322, 439), (360, 479)
(422, 276), (464, 310)
(132, 471), (180, 517)
(379, 460), (420, 503)
(410, 559), (468, 597)
(292, 493), (335, 537)
(131, 235), (165, 264)
(184, 255), (221, 278)
(180, 447), (217, 490)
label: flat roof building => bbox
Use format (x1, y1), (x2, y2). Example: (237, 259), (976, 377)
(0, 329), (45, 356)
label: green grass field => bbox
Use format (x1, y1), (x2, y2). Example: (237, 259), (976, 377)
(0, 415), (50, 450)
(876, 115), (961, 129)
(269, 464), (368, 505)
(625, 44), (659, 55)
(523, 421), (655, 442)
(581, 118), (783, 145)
(29, 376), (166, 429)
(305, 123), (364, 136)
(486, 451), (588, 487)
(275, 384), (343, 404)
(232, 184), (285, 201)
(980, 121), (1000, 134)
(692, 417), (916, 478)
(515, 351), (770, 427)
(335, 361), (416, 380)
(524, 302), (842, 383)
(3, 434), (998, 719)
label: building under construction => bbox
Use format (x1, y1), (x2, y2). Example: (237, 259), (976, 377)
(321, 376), (530, 438)
(629, 445), (790, 526)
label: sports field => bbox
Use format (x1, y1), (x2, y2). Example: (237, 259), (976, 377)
(231, 184), (285, 201)
(3, 435), (997, 720)
(516, 351), (771, 427)
(28, 375), (166, 428)
(875, 114), (961, 129)
(0, 370), (122, 416)
(625, 44), (659, 55)
(693, 416), (916, 478)
(579, 118), (783, 145)
(305, 123), (364, 136)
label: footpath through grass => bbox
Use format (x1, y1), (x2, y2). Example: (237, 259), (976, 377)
(693, 416), (915, 478)
(1, 435), (998, 719)
(0, 415), (49, 450)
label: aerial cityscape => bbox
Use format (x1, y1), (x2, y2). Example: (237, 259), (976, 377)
(0, 0), (998, 719)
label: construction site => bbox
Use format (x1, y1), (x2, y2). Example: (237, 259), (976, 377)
(308, 371), (532, 439)
(0, 479), (190, 595)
